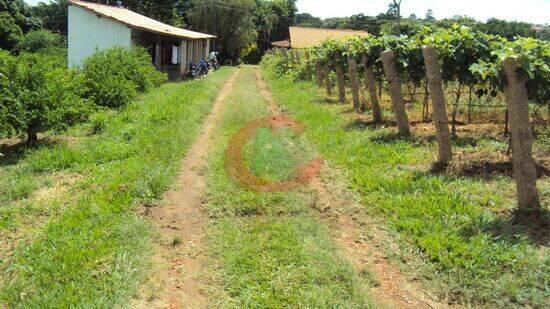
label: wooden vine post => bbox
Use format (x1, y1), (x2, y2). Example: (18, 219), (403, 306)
(422, 46), (453, 166)
(502, 58), (540, 211)
(381, 50), (410, 135)
(315, 61), (324, 87)
(335, 55), (346, 104)
(362, 55), (382, 123)
(324, 64), (332, 97)
(348, 56), (361, 112)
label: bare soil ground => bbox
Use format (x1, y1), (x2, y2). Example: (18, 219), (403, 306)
(134, 70), (240, 309)
(255, 69), (450, 308)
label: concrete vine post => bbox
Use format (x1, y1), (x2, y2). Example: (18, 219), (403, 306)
(362, 55), (382, 122)
(335, 55), (346, 104)
(316, 61), (324, 87)
(348, 56), (361, 112)
(324, 64), (332, 97)
(502, 58), (541, 212)
(304, 50), (312, 81)
(381, 50), (410, 135)
(422, 46), (453, 166)
(294, 50), (301, 64)
(280, 48), (288, 60)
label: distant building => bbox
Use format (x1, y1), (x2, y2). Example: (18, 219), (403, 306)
(271, 26), (369, 49)
(68, 0), (216, 80)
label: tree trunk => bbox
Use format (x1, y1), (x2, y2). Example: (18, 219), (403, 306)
(335, 60), (346, 104)
(381, 50), (410, 135)
(315, 61), (324, 87)
(422, 46), (452, 165)
(26, 126), (38, 146)
(348, 56), (361, 112)
(502, 58), (540, 211)
(324, 64), (332, 97)
(363, 55), (382, 122)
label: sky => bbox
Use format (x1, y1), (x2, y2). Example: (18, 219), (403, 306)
(296, 0), (550, 24)
(23, 0), (550, 25)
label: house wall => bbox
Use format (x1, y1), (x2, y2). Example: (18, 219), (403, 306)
(68, 5), (132, 67)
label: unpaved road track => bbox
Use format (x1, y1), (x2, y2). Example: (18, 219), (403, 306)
(255, 68), (447, 309)
(135, 70), (239, 309)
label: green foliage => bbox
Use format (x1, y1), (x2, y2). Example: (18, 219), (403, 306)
(480, 18), (536, 41)
(0, 52), (90, 144)
(421, 24), (500, 85)
(0, 0), (41, 50)
(189, 0), (258, 60)
(16, 30), (65, 53)
(264, 23), (548, 105)
(32, 0), (69, 35)
(0, 12), (24, 51)
(261, 52), (309, 81)
(81, 47), (167, 108)
(0, 67), (236, 307)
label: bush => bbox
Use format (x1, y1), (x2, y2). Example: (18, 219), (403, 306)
(16, 30), (65, 53)
(260, 52), (310, 81)
(81, 47), (167, 108)
(0, 52), (91, 144)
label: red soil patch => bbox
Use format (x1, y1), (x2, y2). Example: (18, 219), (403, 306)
(225, 115), (323, 192)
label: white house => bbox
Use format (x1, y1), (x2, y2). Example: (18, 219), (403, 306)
(68, 0), (216, 80)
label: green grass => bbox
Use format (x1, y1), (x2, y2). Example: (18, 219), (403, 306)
(204, 66), (373, 307)
(0, 67), (235, 307)
(262, 70), (549, 307)
(243, 127), (314, 182)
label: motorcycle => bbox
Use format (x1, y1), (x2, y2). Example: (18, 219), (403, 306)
(188, 59), (209, 78)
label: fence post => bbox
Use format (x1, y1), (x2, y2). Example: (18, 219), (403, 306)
(335, 55), (346, 104)
(422, 46), (452, 166)
(348, 56), (361, 112)
(502, 58), (540, 211)
(381, 50), (410, 135)
(316, 61), (324, 87)
(362, 55), (382, 123)
(324, 64), (332, 97)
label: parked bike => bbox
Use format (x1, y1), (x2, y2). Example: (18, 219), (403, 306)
(188, 59), (209, 78)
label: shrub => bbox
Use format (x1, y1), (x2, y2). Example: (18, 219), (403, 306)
(260, 52), (309, 81)
(0, 52), (91, 144)
(81, 47), (167, 108)
(16, 30), (65, 53)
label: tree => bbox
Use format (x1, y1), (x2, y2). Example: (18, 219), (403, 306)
(481, 18), (536, 40)
(32, 0), (69, 36)
(387, 0), (402, 33)
(425, 9), (435, 21)
(0, 53), (89, 145)
(294, 13), (322, 27)
(189, 0), (257, 61)
(16, 30), (66, 53)
(0, 0), (41, 50)
(0, 12), (24, 50)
